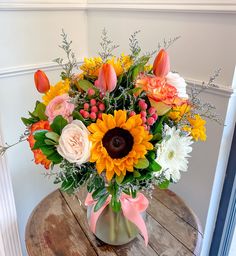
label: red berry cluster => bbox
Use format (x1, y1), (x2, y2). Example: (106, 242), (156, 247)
(79, 89), (106, 120)
(129, 100), (158, 130)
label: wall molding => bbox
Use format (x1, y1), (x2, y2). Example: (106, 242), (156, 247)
(0, 62), (233, 98)
(0, 61), (83, 79)
(0, 134), (22, 256)
(0, 1), (236, 13)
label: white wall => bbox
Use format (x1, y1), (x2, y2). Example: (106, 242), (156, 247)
(0, 1), (236, 256)
(0, 7), (88, 256)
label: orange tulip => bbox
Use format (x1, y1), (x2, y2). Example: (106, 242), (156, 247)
(153, 49), (170, 77)
(95, 63), (117, 93)
(34, 70), (50, 93)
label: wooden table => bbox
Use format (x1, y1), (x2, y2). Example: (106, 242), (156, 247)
(25, 188), (203, 256)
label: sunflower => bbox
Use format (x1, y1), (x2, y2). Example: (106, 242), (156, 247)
(42, 79), (70, 105)
(88, 110), (153, 181)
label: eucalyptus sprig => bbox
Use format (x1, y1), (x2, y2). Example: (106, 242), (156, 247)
(99, 28), (119, 62)
(0, 130), (29, 156)
(189, 69), (222, 124)
(54, 29), (78, 80)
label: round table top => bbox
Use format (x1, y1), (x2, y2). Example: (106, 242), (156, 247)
(25, 188), (203, 256)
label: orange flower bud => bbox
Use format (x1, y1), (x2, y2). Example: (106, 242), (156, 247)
(34, 70), (50, 93)
(95, 63), (117, 93)
(153, 49), (170, 77)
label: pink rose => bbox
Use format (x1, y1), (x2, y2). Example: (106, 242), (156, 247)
(45, 94), (75, 123)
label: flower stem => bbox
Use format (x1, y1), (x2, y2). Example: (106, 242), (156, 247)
(109, 204), (115, 242)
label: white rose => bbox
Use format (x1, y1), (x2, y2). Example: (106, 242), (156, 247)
(166, 72), (188, 99)
(57, 120), (91, 165)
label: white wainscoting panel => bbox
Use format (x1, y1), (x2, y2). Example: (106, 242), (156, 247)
(0, 6), (88, 256)
(0, 134), (22, 256)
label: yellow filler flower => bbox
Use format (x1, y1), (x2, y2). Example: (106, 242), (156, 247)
(88, 110), (153, 181)
(183, 114), (207, 141)
(42, 79), (70, 105)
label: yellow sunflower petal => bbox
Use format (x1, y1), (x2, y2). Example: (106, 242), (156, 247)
(114, 110), (127, 127)
(96, 161), (105, 174)
(106, 171), (115, 181)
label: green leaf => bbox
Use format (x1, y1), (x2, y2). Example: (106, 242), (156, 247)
(77, 80), (97, 92)
(134, 157), (149, 169)
(33, 130), (47, 141)
(129, 87), (142, 94)
(47, 152), (63, 164)
(159, 179), (170, 189)
(131, 189), (137, 198)
(92, 187), (107, 200)
(133, 171), (141, 178)
(45, 132), (60, 143)
(147, 151), (156, 160)
(21, 117), (38, 126)
(40, 146), (55, 157)
(94, 193), (109, 212)
(33, 102), (47, 120)
(153, 115), (168, 134)
(72, 110), (85, 122)
(61, 177), (75, 192)
(115, 174), (124, 184)
(151, 133), (162, 142)
(33, 140), (47, 150)
(50, 115), (68, 135)
(148, 160), (162, 172)
(131, 64), (143, 81)
(117, 74), (123, 86)
(44, 139), (58, 146)
(122, 174), (134, 184)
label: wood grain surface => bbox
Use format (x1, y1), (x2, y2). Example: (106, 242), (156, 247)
(25, 188), (203, 256)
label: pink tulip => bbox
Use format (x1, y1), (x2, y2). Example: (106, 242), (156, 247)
(153, 49), (170, 77)
(34, 70), (50, 93)
(95, 63), (117, 93)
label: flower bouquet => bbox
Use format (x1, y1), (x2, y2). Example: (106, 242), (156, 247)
(1, 30), (220, 245)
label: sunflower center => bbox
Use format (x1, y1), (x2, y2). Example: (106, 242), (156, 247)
(102, 127), (134, 159)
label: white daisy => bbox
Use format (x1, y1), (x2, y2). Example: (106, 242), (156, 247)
(155, 125), (193, 182)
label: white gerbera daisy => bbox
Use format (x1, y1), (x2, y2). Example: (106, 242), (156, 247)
(155, 125), (193, 182)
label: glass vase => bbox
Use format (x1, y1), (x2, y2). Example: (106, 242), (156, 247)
(87, 204), (146, 245)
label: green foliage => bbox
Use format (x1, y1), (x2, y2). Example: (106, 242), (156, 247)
(159, 179), (170, 189)
(32, 102), (47, 120)
(50, 115), (68, 135)
(77, 80), (98, 93)
(115, 173), (124, 184)
(94, 193), (110, 212)
(21, 101), (47, 126)
(134, 157), (149, 169)
(33, 130), (63, 165)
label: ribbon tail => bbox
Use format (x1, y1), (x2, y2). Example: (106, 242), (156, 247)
(88, 199), (110, 234)
(121, 200), (149, 246)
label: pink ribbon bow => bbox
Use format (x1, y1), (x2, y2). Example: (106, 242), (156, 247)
(85, 192), (149, 245)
